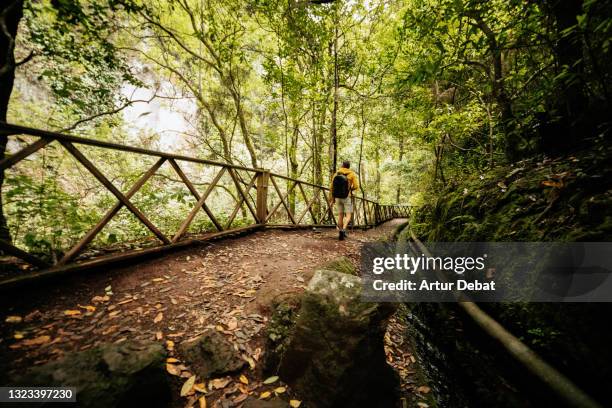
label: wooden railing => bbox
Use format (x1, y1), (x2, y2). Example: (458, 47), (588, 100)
(0, 122), (412, 274)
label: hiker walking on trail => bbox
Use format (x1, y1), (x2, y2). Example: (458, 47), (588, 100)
(329, 161), (359, 241)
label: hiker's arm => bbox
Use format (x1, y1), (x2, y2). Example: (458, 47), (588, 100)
(351, 173), (360, 192)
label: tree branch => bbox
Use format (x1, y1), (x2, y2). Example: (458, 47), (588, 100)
(59, 91), (159, 132)
(15, 50), (34, 66)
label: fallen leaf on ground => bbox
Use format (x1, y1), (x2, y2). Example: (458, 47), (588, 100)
(181, 375), (197, 396)
(155, 331), (163, 340)
(542, 180), (563, 188)
(166, 340), (174, 351)
(166, 364), (181, 376)
(289, 400), (302, 408)
(193, 383), (206, 393)
(24, 310), (41, 322)
(417, 385), (431, 394)
(209, 377), (231, 390)
(154, 312), (163, 323)
(227, 318), (238, 330)
(78, 305), (96, 312)
(92, 295), (110, 303)
(166, 357), (180, 363)
(263, 376), (279, 384)
(23, 335), (51, 346)
(64, 310), (81, 316)
(5, 315), (22, 323)
(239, 375), (249, 385)
(233, 394), (248, 404)
(244, 356), (256, 369)
(260, 391), (271, 399)
(198, 396), (207, 408)
(274, 386), (286, 394)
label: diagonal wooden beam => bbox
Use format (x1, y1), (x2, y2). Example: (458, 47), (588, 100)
(323, 190), (337, 225)
(225, 174), (258, 230)
(296, 183), (317, 224)
(0, 239), (50, 269)
(310, 189), (322, 224)
(60, 141), (170, 244)
(227, 168), (258, 221)
(296, 185), (320, 225)
(58, 158), (167, 265)
(266, 176), (295, 224)
(352, 198), (360, 226)
(0, 138), (52, 170)
(173, 167), (226, 242)
(233, 169), (258, 210)
(360, 199), (368, 226)
(266, 176), (297, 224)
(169, 159), (223, 232)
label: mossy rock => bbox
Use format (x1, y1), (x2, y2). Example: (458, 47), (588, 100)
(278, 270), (399, 408)
(178, 330), (246, 378)
(321, 256), (358, 276)
(11, 341), (169, 408)
(264, 293), (302, 373)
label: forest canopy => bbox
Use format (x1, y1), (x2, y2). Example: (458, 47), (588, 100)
(1, 0), (610, 258)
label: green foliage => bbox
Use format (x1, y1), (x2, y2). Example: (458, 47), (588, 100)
(22, 0), (142, 117)
(5, 0), (611, 263)
(4, 173), (100, 258)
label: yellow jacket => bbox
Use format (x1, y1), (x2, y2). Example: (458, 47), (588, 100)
(330, 167), (359, 198)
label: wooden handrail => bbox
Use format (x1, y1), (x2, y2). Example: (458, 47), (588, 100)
(0, 121), (414, 274)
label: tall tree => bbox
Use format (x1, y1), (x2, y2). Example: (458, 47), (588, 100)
(0, 0), (24, 243)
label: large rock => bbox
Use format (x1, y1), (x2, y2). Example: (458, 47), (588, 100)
(12, 341), (169, 408)
(178, 330), (246, 378)
(277, 269), (399, 408)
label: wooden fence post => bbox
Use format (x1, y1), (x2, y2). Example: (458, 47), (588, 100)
(256, 170), (270, 224)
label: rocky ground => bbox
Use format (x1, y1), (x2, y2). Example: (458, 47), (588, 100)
(0, 220), (428, 407)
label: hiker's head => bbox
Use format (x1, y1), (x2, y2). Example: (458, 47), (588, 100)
(341, 161), (350, 169)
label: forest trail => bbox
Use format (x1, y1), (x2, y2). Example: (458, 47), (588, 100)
(0, 219), (416, 406)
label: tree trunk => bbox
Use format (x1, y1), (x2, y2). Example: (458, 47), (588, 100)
(288, 126), (298, 217)
(228, 85), (258, 169)
(329, 12), (339, 179)
(357, 103), (366, 199)
(0, 0), (24, 244)
(374, 147), (381, 202)
(547, 0), (589, 150)
(396, 134), (404, 204)
(472, 14), (516, 160)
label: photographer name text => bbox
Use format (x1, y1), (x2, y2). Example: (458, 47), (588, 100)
(372, 279), (496, 291)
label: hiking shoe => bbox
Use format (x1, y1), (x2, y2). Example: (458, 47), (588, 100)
(339, 230), (344, 241)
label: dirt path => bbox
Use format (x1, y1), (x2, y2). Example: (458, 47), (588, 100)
(0, 220), (414, 406)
